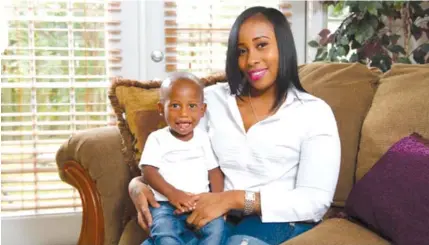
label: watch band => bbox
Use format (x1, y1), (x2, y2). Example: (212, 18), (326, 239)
(243, 191), (256, 215)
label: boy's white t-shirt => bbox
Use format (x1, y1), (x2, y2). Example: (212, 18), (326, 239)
(138, 127), (219, 201)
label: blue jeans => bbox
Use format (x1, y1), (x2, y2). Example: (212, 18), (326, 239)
(144, 202), (226, 245)
(142, 210), (315, 245)
(225, 215), (315, 245)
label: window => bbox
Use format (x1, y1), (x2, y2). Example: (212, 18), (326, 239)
(163, 0), (294, 77)
(1, 0), (121, 216)
(326, 4), (350, 33)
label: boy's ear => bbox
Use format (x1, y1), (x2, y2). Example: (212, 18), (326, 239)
(157, 102), (164, 116)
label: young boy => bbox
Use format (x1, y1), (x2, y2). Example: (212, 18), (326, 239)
(139, 72), (226, 245)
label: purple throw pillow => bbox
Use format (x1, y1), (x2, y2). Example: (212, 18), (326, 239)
(345, 133), (429, 245)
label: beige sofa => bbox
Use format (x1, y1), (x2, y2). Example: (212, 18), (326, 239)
(56, 62), (429, 245)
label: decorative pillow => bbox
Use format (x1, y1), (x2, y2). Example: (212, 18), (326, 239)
(345, 133), (429, 245)
(299, 62), (381, 207)
(109, 75), (226, 176)
(357, 64), (429, 180)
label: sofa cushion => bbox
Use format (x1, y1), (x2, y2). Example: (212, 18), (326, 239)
(109, 79), (166, 175)
(345, 133), (429, 245)
(282, 218), (390, 245)
(299, 62), (381, 206)
(109, 75), (225, 175)
(357, 64), (429, 180)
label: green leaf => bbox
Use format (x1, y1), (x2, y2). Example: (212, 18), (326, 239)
(315, 47), (324, 58)
(410, 2), (425, 17)
(358, 2), (369, 12)
(393, 1), (404, 10)
(333, 2), (345, 15)
(351, 39), (362, 49)
(389, 34), (401, 44)
(368, 16), (379, 30)
(355, 32), (365, 45)
(397, 57), (411, 64)
(370, 54), (392, 72)
(320, 51), (328, 60)
(346, 23), (358, 35)
(337, 46), (346, 57)
(344, 1), (359, 12)
(381, 34), (390, 46)
(387, 45), (406, 55)
(308, 40), (319, 48)
(343, 45), (350, 56)
(374, 2), (383, 9)
(368, 6), (378, 16)
(314, 51), (328, 62)
(328, 47), (339, 62)
(420, 43), (429, 53)
(349, 53), (359, 62)
(355, 23), (375, 45)
(339, 36), (349, 46)
(413, 49), (426, 64)
(411, 24), (422, 40)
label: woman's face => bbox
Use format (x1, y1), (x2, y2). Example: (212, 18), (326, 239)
(237, 14), (279, 93)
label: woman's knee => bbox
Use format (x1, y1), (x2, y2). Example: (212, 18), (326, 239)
(153, 236), (185, 245)
(225, 235), (269, 245)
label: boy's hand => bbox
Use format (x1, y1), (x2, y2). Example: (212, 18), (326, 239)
(167, 190), (197, 213)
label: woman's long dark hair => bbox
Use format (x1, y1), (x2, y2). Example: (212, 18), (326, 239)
(225, 6), (306, 111)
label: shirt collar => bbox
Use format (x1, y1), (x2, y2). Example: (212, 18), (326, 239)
(283, 85), (315, 107)
(221, 82), (315, 107)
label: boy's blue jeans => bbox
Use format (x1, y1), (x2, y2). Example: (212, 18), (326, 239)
(146, 202), (226, 245)
(143, 203), (315, 245)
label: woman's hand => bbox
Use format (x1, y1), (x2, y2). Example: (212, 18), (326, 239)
(128, 176), (160, 231)
(186, 192), (235, 229)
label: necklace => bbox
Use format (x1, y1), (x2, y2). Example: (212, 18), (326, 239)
(248, 89), (259, 122)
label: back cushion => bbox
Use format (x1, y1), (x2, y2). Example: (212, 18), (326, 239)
(356, 64), (429, 180)
(299, 62), (381, 206)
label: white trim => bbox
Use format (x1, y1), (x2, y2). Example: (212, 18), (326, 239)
(142, 0), (166, 81)
(111, 0), (140, 80)
(305, 1), (326, 63)
(137, 0), (147, 80)
(288, 1), (307, 65)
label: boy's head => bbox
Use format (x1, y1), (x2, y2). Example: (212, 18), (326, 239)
(158, 72), (206, 140)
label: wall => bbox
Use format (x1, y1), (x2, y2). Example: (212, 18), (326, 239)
(1, 213), (82, 245)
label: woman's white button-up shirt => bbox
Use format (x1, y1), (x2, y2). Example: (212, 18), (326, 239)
(199, 83), (341, 223)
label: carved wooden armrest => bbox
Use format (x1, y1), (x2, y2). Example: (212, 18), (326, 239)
(56, 127), (134, 245)
(61, 161), (104, 245)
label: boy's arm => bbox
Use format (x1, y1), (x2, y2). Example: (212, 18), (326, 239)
(142, 166), (196, 211)
(142, 165), (177, 198)
(208, 167), (224, 193)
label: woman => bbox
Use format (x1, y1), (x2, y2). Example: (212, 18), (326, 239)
(130, 6), (341, 245)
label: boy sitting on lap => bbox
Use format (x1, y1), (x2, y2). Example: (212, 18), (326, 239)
(139, 72), (226, 245)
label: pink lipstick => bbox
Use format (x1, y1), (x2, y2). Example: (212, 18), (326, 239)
(247, 69), (267, 81)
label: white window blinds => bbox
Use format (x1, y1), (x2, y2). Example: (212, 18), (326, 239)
(1, 0), (121, 216)
(163, 0), (293, 77)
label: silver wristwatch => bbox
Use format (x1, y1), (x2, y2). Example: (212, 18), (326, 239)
(243, 191), (256, 215)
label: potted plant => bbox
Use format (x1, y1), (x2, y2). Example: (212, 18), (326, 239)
(308, 1), (429, 71)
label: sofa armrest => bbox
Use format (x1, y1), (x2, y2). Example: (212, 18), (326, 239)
(282, 218), (391, 245)
(56, 126), (135, 245)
